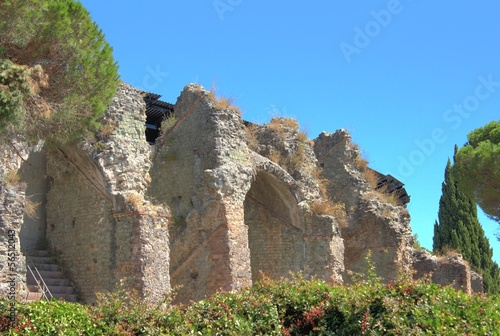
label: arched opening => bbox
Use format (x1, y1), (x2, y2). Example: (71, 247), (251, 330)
(244, 170), (304, 282)
(19, 145), (49, 251)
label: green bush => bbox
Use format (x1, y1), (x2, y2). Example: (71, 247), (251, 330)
(0, 299), (101, 335)
(90, 284), (171, 335)
(1, 275), (499, 335)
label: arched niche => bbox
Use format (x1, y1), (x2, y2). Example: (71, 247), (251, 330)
(244, 170), (305, 281)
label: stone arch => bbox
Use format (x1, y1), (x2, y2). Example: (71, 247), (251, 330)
(244, 169), (305, 281)
(19, 145), (49, 251)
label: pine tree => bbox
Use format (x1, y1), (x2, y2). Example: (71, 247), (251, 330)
(454, 120), (500, 224)
(433, 153), (500, 294)
(0, 0), (119, 145)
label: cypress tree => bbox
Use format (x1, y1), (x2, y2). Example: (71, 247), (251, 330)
(433, 153), (500, 294)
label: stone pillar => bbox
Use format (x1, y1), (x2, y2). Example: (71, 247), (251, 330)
(120, 213), (170, 303)
(225, 201), (252, 291)
(301, 203), (344, 283)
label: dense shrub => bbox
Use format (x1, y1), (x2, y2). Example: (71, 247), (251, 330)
(0, 299), (100, 335)
(1, 275), (499, 335)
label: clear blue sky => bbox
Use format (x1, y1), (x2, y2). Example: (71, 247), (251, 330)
(80, 0), (500, 262)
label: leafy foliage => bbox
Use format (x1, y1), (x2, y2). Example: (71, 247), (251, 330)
(454, 120), (500, 224)
(0, 299), (100, 335)
(0, 0), (119, 145)
(433, 158), (500, 294)
(160, 114), (177, 136)
(0, 59), (47, 133)
(2, 275), (500, 335)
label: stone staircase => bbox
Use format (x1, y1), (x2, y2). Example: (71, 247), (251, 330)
(24, 250), (78, 302)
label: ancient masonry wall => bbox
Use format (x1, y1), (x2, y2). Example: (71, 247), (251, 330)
(148, 85), (258, 302)
(18, 145), (49, 252)
(247, 122), (345, 283)
(46, 150), (116, 302)
(314, 130), (414, 282)
(0, 141), (29, 299)
(245, 171), (305, 281)
(148, 84), (344, 302)
(412, 249), (483, 294)
(46, 84), (169, 303)
(0, 82), (483, 302)
(91, 84), (170, 303)
(313, 130), (482, 292)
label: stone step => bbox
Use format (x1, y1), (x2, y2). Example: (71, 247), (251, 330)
(31, 263), (61, 272)
(27, 276), (70, 287)
(27, 284), (74, 294)
(37, 270), (65, 279)
(49, 286), (74, 295)
(29, 256), (54, 265)
(25, 249), (78, 303)
(26, 250), (50, 258)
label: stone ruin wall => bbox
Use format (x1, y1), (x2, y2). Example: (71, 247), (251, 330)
(148, 84), (344, 302)
(0, 82), (484, 303)
(0, 141), (30, 300)
(45, 148), (115, 302)
(41, 84), (169, 303)
(413, 249), (483, 294)
(148, 84), (249, 301)
(313, 130), (483, 293)
(314, 130), (414, 283)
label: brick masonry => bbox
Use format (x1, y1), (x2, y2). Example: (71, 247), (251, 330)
(0, 83), (483, 303)
(412, 249), (483, 294)
(148, 84), (345, 302)
(44, 84), (170, 304)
